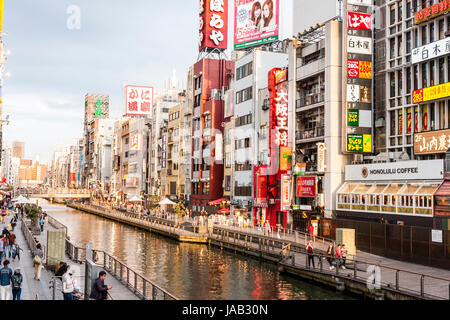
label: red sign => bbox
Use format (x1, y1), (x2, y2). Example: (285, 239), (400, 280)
(348, 12), (372, 30)
(296, 176), (316, 197)
(124, 85), (153, 116)
(415, 0), (449, 24)
(199, 0), (228, 51)
(281, 175), (291, 211)
(269, 69), (289, 147)
(413, 89), (424, 104)
(347, 60), (360, 78)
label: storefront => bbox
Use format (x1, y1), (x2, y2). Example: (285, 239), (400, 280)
(336, 160), (444, 228)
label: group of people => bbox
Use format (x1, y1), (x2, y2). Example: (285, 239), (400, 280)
(54, 261), (112, 300)
(1, 228), (21, 263)
(305, 241), (348, 270)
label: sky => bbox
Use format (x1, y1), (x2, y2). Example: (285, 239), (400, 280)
(1, 0), (337, 164)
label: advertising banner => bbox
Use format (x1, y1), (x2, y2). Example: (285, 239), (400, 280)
(200, 0), (228, 50)
(296, 176), (316, 197)
(413, 82), (450, 104)
(279, 146), (292, 171)
(348, 109), (359, 126)
(345, 159), (444, 181)
(414, 128), (450, 155)
(317, 143), (325, 173)
(256, 175), (267, 205)
(281, 174), (291, 211)
(347, 134), (372, 153)
(412, 38), (450, 64)
(234, 0), (279, 50)
(129, 133), (141, 151)
(124, 85), (153, 116)
(347, 60), (373, 79)
(415, 0), (450, 25)
(347, 12), (372, 30)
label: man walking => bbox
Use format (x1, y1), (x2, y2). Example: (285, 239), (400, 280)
(0, 260), (12, 300)
(90, 271), (112, 300)
(306, 241), (315, 269)
(7, 231), (16, 258)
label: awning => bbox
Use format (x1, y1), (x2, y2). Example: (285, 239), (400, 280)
(208, 198), (228, 206)
(218, 208), (230, 214)
(435, 181), (450, 196)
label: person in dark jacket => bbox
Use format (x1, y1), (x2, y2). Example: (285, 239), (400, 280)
(90, 271), (112, 300)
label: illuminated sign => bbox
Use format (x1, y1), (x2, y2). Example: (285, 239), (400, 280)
(124, 85), (153, 116)
(413, 82), (450, 104)
(415, 0), (450, 25)
(347, 134), (372, 153)
(281, 174), (291, 211)
(414, 129), (450, 155)
(234, 0), (279, 50)
(296, 176), (316, 197)
(412, 38), (450, 64)
(129, 133), (141, 151)
(347, 12), (372, 30)
(269, 69), (288, 148)
(317, 143), (325, 173)
(279, 146), (292, 171)
(348, 109), (359, 126)
(199, 0), (228, 50)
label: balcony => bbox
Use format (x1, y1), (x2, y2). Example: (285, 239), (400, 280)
(296, 93), (324, 109)
(296, 126), (325, 142)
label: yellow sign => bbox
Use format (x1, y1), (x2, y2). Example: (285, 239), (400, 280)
(363, 134), (372, 153)
(279, 146), (292, 171)
(0, 0), (3, 32)
(359, 61), (372, 79)
(413, 82), (450, 103)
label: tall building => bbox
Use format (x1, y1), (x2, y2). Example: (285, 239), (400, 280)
(12, 141), (24, 159)
(190, 58), (234, 215)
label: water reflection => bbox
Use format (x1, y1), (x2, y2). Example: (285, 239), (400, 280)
(41, 202), (356, 300)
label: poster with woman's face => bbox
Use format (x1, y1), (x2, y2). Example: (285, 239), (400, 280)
(234, 0), (279, 50)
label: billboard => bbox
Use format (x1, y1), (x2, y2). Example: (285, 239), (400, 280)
(415, 0), (450, 25)
(413, 82), (450, 104)
(411, 38), (450, 64)
(199, 0), (228, 51)
(234, 0), (279, 50)
(129, 133), (141, 151)
(126, 176), (139, 188)
(296, 176), (316, 197)
(124, 85), (153, 116)
(414, 129), (450, 155)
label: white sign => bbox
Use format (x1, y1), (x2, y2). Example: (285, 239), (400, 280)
(317, 143), (325, 172)
(411, 38), (450, 64)
(124, 85), (153, 116)
(347, 0), (372, 5)
(347, 84), (360, 102)
(432, 229), (443, 243)
(345, 159), (444, 181)
(347, 35), (372, 55)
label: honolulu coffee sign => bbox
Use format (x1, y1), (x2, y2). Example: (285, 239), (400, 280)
(345, 160), (443, 181)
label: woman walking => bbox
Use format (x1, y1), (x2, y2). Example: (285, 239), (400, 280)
(62, 266), (74, 300)
(11, 269), (23, 300)
(327, 243), (335, 270)
(33, 244), (44, 280)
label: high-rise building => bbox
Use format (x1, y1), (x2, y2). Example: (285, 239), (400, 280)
(12, 141), (24, 159)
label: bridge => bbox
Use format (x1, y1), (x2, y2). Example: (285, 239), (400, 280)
(15, 188), (91, 199)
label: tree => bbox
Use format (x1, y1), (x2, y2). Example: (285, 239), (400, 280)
(174, 201), (186, 219)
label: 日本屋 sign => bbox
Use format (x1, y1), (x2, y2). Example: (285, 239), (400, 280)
(413, 82), (450, 104)
(412, 38), (450, 64)
(347, 12), (372, 30)
(234, 0), (279, 50)
(415, 0), (450, 25)
(347, 35), (372, 54)
(124, 85), (153, 116)
(414, 129), (450, 155)
(296, 176), (316, 197)
(199, 0), (228, 50)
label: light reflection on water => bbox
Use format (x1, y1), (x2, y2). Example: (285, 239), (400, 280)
(41, 202), (357, 300)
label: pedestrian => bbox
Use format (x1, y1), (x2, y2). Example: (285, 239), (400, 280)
(2, 232), (9, 260)
(0, 260), (12, 300)
(54, 261), (65, 278)
(39, 217), (45, 232)
(10, 216), (16, 231)
(341, 244), (348, 268)
(13, 244), (22, 261)
(11, 269), (22, 300)
(90, 271), (112, 300)
(306, 241), (315, 269)
(308, 224), (314, 241)
(33, 244), (44, 280)
(0, 235), (4, 263)
(336, 244), (345, 269)
(62, 265), (74, 300)
(1, 210), (6, 224)
(2, 226), (8, 238)
(7, 230), (16, 258)
(327, 243), (335, 270)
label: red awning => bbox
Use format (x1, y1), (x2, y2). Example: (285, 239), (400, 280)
(208, 198), (228, 206)
(218, 208), (230, 214)
(435, 181), (450, 196)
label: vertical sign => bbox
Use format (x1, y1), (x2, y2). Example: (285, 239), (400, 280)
(343, 0), (374, 154)
(317, 143), (325, 172)
(281, 174), (291, 211)
(199, 0), (228, 51)
(162, 133), (167, 169)
(125, 85), (153, 116)
(129, 133), (141, 151)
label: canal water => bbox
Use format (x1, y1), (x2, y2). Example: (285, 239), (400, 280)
(40, 201), (357, 300)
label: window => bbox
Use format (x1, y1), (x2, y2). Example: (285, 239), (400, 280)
(422, 63), (428, 87)
(390, 38), (396, 59)
(204, 114), (211, 129)
(235, 137), (251, 150)
(406, 32), (411, 54)
(390, 4), (396, 25)
(236, 87), (253, 104)
(390, 72), (396, 97)
(236, 61), (253, 80)
(125, 137), (129, 144)
(430, 60), (435, 86)
(438, 19), (445, 40)
(194, 118), (201, 131)
(235, 114), (252, 127)
(225, 176), (231, 192)
(406, 67), (412, 93)
(225, 153), (231, 168)
(414, 65), (419, 90)
(439, 58), (445, 84)
(235, 161), (252, 171)
(194, 94), (201, 108)
(429, 22), (435, 43)
(202, 182), (210, 195)
(421, 25), (427, 45)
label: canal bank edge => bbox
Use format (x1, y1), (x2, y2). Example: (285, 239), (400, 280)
(63, 202), (440, 301)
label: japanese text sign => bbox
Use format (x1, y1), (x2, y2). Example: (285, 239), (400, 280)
(281, 174), (291, 211)
(414, 129), (450, 155)
(129, 133), (141, 151)
(347, 134), (372, 153)
(347, 12), (372, 30)
(347, 35), (372, 54)
(199, 0), (228, 50)
(125, 85), (153, 116)
(413, 82), (450, 104)
(412, 38), (450, 64)
(296, 176), (316, 197)
(415, 0), (450, 25)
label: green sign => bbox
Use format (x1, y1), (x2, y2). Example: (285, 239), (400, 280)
(234, 36), (279, 50)
(94, 108), (103, 118)
(95, 99), (103, 108)
(347, 134), (363, 152)
(348, 109), (359, 126)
